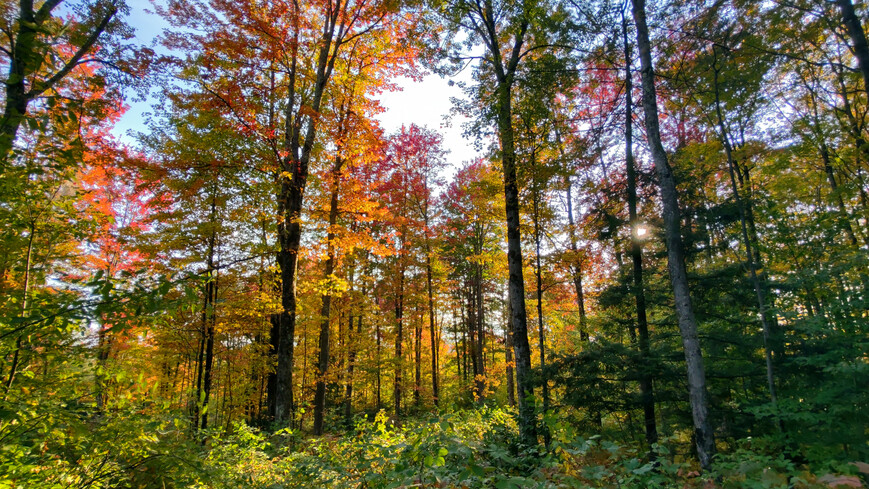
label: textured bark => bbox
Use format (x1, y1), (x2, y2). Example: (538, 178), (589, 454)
(344, 309), (362, 425)
(474, 265), (486, 400)
(563, 175), (589, 341)
(623, 14), (657, 450)
(631, 0), (715, 470)
(376, 305), (382, 409)
(467, 284), (481, 399)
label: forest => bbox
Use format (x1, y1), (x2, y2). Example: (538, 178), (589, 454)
(1, 0), (867, 487)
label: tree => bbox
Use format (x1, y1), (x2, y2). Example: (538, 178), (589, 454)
(157, 0), (419, 424)
(630, 0), (716, 470)
(429, 0), (574, 443)
(0, 0), (134, 162)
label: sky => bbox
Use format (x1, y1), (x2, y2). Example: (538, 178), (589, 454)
(115, 2), (481, 171)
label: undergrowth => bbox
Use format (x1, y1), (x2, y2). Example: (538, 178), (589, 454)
(1, 405), (861, 488)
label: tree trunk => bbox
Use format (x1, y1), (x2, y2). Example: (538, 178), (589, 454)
(837, 0), (869, 97)
(4, 221), (35, 394)
(712, 58), (779, 409)
(314, 157), (343, 435)
(425, 246), (440, 406)
(467, 283), (480, 399)
(344, 263), (360, 426)
(376, 304), (382, 410)
(394, 260), (405, 418)
(414, 306), (422, 408)
(199, 196), (219, 430)
(531, 168), (549, 414)
(631, 0), (715, 470)
(505, 301), (516, 407)
(274, 2), (342, 425)
(557, 129), (589, 342)
(623, 13), (658, 451)
(474, 264), (486, 400)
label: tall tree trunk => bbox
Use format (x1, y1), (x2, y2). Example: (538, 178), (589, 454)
(631, 0), (716, 470)
(462, 311), (469, 384)
(199, 196), (219, 430)
(712, 58), (779, 409)
(467, 283), (480, 399)
(4, 221), (35, 395)
(623, 12), (658, 451)
(376, 303), (382, 410)
(474, 263), (486, 400)
(414, 307), (422, 407)
(274, 3), (342, 425)
(343, 261), (356, 425)
(425, 241), (440, 406)
(531, 168), (549, 414)
(469, 0), (536, 442)
(345, 283), (362, 426)
(423, 191), (440, 406)
(490, 28), (537, 445)
(314, 157), (343, 435)
(557, 129), (589, 342)
(394, 260), (405, 418)
(505, 301), (516, 407)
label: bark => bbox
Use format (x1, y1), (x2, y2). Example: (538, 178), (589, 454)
(461, 300), (469, 383)
(376, 304), (382, 410)
(274, 2), (342, 425)
(477, 1), (536, 442)
(505, 304), (516, 407)
(631, 0), (715, 470)
(467, 284), (481, 399)
(453, 316), (462, 381)
(314, 157), (343, 435)
(557, 130), (589, 342)
(344, 264), (361, 426)
(623, 13), (658, 450)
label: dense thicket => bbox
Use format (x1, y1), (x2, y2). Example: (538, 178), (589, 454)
(1, 0), (867, 487)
